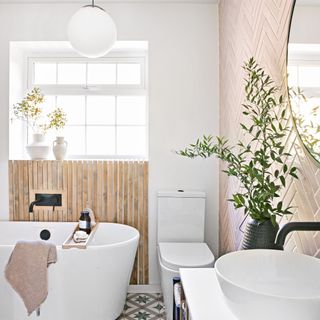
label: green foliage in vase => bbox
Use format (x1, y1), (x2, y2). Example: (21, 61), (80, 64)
(177, 58), (299, 227)
(13, 87), (44, 133)
(46, 107), (67, 132)
(12, 87), (67, 134)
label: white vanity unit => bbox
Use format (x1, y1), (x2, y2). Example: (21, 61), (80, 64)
(179, 268), (236, 320)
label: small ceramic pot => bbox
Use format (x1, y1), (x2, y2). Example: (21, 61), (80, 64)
(53, 136), (68, 160)
(26, 133), (50, 160)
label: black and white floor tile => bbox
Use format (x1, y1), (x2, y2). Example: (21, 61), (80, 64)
(117, 293), (166, 320)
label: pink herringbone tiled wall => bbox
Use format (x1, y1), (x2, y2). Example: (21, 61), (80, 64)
(219, 0), (320, 257)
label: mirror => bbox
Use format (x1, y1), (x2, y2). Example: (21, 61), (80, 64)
(288, 1), (320, 163)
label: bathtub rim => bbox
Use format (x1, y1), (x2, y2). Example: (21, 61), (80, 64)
(0, 221), (140, 249)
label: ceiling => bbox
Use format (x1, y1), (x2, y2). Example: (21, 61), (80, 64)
(0, 0), (218, 3)
(1, 0), (320, 5)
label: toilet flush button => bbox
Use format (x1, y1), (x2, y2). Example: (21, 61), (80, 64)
(177, 190), (184, 192)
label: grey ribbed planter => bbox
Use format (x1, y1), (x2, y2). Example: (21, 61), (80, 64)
(241, 219), (279, 250)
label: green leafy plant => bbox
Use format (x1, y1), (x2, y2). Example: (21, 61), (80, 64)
(177, 58), (298, 228)
(13, 87), (67, 134)
(13, 87), (45, 133)
(46, 107), (67, 132)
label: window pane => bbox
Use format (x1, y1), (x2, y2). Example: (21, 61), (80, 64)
(87, 64), (116, 84)
(117, 64), (141, 85)
(57, 63), (86, 84)
(117, 96), (146, 125)
(64, 126), (86, 155)
(87, 96), (115, 125)
(37, 95), (56, 125)
(87, 126), (115, 155)
(34, 63), (56, 84)
(298, 66), (320, 87)
(57, 96), (85, 125)
(117, 126), (146, 156)
(41, 96), (56, 114)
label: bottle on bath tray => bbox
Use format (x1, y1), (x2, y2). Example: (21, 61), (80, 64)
(79, 210), (91, 234)
(84, 201), (96, 227)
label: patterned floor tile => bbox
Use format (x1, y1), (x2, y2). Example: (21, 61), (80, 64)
(117, 293), (166, 320)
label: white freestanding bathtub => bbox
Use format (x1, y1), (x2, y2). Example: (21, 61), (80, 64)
(0, 221), (139, 320)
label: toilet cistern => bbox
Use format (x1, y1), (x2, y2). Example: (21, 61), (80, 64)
(157, 190), (215, 320)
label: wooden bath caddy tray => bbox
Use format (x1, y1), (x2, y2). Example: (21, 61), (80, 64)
(62, 223), (99, 249)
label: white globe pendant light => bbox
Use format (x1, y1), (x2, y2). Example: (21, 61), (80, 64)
(68, 0), (117, 58)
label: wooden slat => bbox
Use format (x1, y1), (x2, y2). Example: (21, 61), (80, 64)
(8, 160), (13, 220)
(112, 161), (120, 223)
(52, 160), (57, 191)
(32, 161), (38, 190)
(77, 161), (83, 217)
(97, 161), (103, 219)
(8, 159), (149, 284)
(128, 162), (133, 227)
(143, 161), (149, 283)
(63, 161), (68, 222)
(27, 161), (33, 221)
(102, 161), (108, 222)
(123, 161), (128, 225)
(23, 161), (29, 221)
(87, 160), (93, 216)
(18, 161), (24, 221)
(117, 161), (124, 223)
(83, 161), (88, 216)
(72, 161), (78, 222)
(106, 161), (112, 222)
(138, 161), (144, 283)
(37, 161), (43, 191)
(134, 162), (139, 230)
(13, 161), (19, 220)
(43, 161), (48, 190)
(67, 161), (73, 222)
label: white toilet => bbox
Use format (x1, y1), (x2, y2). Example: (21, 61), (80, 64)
(157, 190), (215, 320)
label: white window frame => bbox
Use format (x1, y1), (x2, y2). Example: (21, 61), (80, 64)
(288, 45), (320, 96)
(26, 51), (148, 160)
(288, 59), (320, 97)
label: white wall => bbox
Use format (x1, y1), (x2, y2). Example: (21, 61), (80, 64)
(0, 2), (219, 284)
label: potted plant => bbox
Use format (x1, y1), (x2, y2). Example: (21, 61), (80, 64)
(47, 108), (68, 160)
(177, 58), (299, 250)
(13, 87), (68, 160)
(13, 87), (50, 159)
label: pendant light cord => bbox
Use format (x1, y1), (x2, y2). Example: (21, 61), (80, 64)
(83, 0), (104, 11)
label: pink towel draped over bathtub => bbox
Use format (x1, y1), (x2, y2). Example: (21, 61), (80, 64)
(4, 241), (57, 316)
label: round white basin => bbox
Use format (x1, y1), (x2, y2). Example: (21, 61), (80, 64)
(215, 249), (320, 320)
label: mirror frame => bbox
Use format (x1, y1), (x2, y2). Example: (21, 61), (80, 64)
(286, 0), (320, 167)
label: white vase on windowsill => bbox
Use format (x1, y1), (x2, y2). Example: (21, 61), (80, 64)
(53, 136), (68, 160)
(26, 133), (50, 160)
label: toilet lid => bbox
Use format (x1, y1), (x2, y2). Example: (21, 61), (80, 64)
(158, 242), (215, 271)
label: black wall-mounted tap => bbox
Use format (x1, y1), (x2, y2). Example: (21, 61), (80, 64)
(275, 222), (320, 250)
(29, 193), (62, 214)
(29, 199), (42, 213)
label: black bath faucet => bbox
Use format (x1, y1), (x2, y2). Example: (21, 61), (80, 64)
(275, 222), (320, 250)
(29, 194), (61, 213)
(29, 199), (43, 213)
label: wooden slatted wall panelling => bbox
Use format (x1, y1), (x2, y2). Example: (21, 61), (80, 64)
(9, 160), (149, 284)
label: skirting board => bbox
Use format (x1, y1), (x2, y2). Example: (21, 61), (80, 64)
(128, 285), (161, 293)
